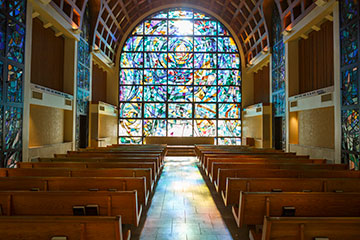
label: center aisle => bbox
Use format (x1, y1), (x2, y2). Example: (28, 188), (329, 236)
(135, 157), (235, 240)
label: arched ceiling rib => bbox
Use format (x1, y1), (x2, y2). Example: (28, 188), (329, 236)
(49, 0), (318, 65)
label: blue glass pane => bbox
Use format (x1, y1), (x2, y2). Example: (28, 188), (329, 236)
(194, 86), (217, 102)
(340, 24), (358, 66)
(341, 109), (360, 152)
(218, 120), (241, 136)
(195, 103), (216, 118)
(342, 67), (358, 106)
(7, 64), (23, 103)
(144, 69), (167, 85)
(123, 36), (143, 51)
(144, 86), (167, 101)
(194, 37), (217, 52)
(145, 20), (167, 35)
(168, 10), (193, 19)
(119, 86), (143, 101)
(194, 69), (216, 85)
(218, 87), (241, 102)
(144, 36), (167, 51)
(169, 37), (193, 52)
(218, 22), (229, 36)
(119, 103), (142, 118)
(168, 103), (192, 118)
(120, 69), (143, 85)
(340, 0), (359, 25)
(168, 69), (193, 85)
(119, 137), (142, 144)
(218, 138), (241, 145)
(218, 37), (238, 52)
(0, 60), (3, 100)
(218, 54), (240, 69)
(144, 103), (166, 118)
(144, 53), (167, 68)
(7, 20), (25, 63)
(194, 53), (217, 68)
(5, 106), (22, 150)
(144, 119), (167, 136)
(0, 14), (5, 55)
(151, 11), (168, 19)
(9, 0), (26, 23)
(194, 21), (217, 35)
(218, 70), (241, 85)
(168, 86), (193, 102)
(168, 52), (193, 68)
(218, 104), (241, 119)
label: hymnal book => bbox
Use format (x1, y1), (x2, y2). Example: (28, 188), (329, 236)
(72, 206), (85, 216)
(85, 204), (99, 216)
(88, 188), (99, 191)
(334, 190), (343, 193)
(271, 189), (282, 192)
(281, 206), (296, 217)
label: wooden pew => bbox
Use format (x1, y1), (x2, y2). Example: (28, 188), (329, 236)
(215, 168), (360, 194)
(223, 177), (360, 206)
(210, 162), (347, 183)
(261, 216), (360, 240)
(232, 192), (360, 227)
(0, 191), (141, 226)
(19, 161), (158, 183)
(0, 216), (131, 240)
(0, 168), (154, 193)
(0, 176), (149, 208)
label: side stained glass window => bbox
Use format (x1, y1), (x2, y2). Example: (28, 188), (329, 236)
(119, 8), (242, 144)
(340, 0), (360, 170)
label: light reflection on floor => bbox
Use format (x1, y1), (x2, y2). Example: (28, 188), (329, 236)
(138, 157), (234, 240)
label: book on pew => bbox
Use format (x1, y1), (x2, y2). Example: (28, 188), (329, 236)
(51, 237), (68, 240)
(281, 206), (296, 217)
(72, 206), (86, 216)
(88, 188), (99, 191)
(85, 205), (99, 216)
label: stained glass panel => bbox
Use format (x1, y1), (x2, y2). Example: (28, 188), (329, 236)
(342, 67), (358, 106)
(194, 37), (217, 52)
(168, 86), (193, 102)
(144, 86), (167, 101)
(168, 120), (193, 136)
(168, 69), (193, 85)
(144, 36), (167, 51)
(119, 8), (241, 143)
(5, 106), (22, 150)
(195, 104), (216, 118)
(144, 103), (166, 118)
(144, 119), (167, 136)
(5, 151), (22, 168)
(0, 14), (5, 55)
(194, 21), (217, 35)
(123, 36), (143, 51)
(119, 119), (142, 136)
(168, 52), (193, 68)
(194, 53), (217, 68)
(7, 64), (23, 103)
(194, 69), (216, 85)
(218, 138), (241, 145)
(340, 23), (359, 66)
(0, 106), (2, 148)
(194, 86), (217, 102)
(120, 69), (143, 85)
(340, 0), (359, 25)
(7, 20), (25, 63)
(194, 120), (216, 136)
(0, 60), (3, 100)
(119, 103), (142, 118)
(342, 109), (360, 152)
(144, 69), (167, 85)
(9, 0), (25, 23)
(168, 103), (192, 118)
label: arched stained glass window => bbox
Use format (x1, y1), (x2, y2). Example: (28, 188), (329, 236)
(119, 8), (242, 145)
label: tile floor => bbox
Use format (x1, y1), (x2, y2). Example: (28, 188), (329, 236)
(132, 157), (249, 240)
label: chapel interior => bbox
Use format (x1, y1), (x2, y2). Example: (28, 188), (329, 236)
(0, 0), (360, 239)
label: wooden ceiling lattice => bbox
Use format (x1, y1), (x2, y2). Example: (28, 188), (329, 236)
(51, 0), (88, 27)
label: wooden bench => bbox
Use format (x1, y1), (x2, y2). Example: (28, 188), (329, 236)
(20, 161), (158, 183)
(223, 177), (360, 206)
(0, 191), (141, 226)
(0, 168), (154, 193)
(232, 192), (360, 227)
(210, 162), (347, 183)
(261, 216), (360, 240)
(215, 168), (360, 194)
(0, 176), (149, 208)
(0, 216), (131, 240)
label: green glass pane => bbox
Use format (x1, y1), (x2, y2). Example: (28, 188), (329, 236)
(195, 119), (216, 136)
(144, 119), (167, 136)
(168, 103), (192, 118)
(144, 53), (167, 68)
(169, 37), (193, 52)
(218, 70), (241, 85)
(144, 69), (167, 85)
(194, 86), (217, 102)
(144, 86), (167, 101)
(144, 36), (167, 51)
(168, 120), (193, 136)
(194, 37), (217, 52)
(195, 104), (216, 118)
(218, 86), (241, 102)
(194, 69), (216, 85)
(119, 103), (142, 118)
(168, 69), (193, 85)
(119, 137), (142, 144)
(194, 21), (217, 35)
(218, 120), (241, 136)
(168, 52), (193, 68)
(168, 86), (193, 102)
(120, 69), (143, 85)
(119, 119), (142, 136)
(144, 103), (166, 118)
(218, 104), (241, 119)
(145, 20), (167, 35)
